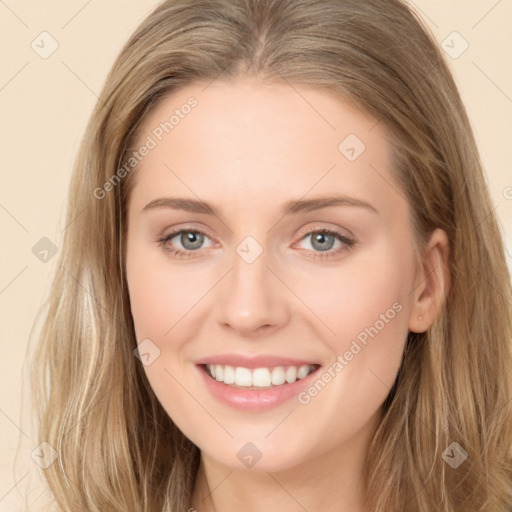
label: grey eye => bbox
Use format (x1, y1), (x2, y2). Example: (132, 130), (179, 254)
(309, 232), (337, 252)
(179, 231), (205, 250)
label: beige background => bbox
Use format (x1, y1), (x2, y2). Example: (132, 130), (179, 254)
(1, 1), (511, 510)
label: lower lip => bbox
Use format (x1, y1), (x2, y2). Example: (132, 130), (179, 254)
(197, 365), (321, 412)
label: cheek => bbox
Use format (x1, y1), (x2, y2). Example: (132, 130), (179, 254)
(293, 242), (413, 417)
(293, 241), (414, 348)
(126, 244), (211, 340)
(124, 227), (416, 468)
(126, 245), (208, 434)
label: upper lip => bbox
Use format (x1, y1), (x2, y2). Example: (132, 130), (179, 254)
(196, 354), (320, 369)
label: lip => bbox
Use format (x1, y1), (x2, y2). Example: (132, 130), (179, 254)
(196, 363), (322, 412)
(195, 353), (320, 369)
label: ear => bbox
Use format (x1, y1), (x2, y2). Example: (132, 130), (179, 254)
(408, 228), (450, 333)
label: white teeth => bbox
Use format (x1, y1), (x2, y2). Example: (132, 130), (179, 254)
(252, 368), (271, 387)
(223, 365), (235, 384)
(271, 366), (286, 385)
(297, 365), (311, 379)
(285, 366), (297, 383)
(234, 367), (252, 387)
(205, 363), (317, 388)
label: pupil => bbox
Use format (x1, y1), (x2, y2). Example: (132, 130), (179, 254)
(178, 231), (335, 252)
(312, 233), (334, 252)
(182, 231), (204, 250)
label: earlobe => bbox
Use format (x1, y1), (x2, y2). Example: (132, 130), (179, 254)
(408, 228), (450, 333)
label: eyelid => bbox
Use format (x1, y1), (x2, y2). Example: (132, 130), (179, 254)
(159, 224), (351, 242)
(158, 222), (356, 260)
(294, 222), (354, 242)
(156, 224), (219, 258)
(159, 223), (218, 242)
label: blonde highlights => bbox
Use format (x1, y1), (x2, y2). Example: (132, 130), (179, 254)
(29, 0), (512, 510)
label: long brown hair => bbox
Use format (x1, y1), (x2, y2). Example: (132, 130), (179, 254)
(29, 0), (512, 510)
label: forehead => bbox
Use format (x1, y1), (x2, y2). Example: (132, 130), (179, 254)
(129, 77), (402, 220)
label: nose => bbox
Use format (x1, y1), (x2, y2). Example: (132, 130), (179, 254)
(215, 247), (290, 337)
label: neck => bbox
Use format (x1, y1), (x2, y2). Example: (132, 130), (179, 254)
(190, 415), (377, 512)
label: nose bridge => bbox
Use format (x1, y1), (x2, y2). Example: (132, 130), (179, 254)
(216, 237), (288, 334)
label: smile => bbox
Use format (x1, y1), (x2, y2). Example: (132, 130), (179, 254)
(197, 362), (322, 411)
(205, 363), (318, 388)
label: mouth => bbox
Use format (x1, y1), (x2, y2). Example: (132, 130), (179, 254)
(197, 361), (322, 411)
(202, 363), (321, 389)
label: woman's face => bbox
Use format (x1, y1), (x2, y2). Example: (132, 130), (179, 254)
(125, 77), (422, 472)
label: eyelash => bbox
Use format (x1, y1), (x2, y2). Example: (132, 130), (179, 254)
(157, 227), (355, 261)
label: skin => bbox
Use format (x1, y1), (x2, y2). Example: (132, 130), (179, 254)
(125, 76), (449, 512)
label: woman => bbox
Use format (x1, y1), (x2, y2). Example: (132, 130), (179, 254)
(30, 0), (512, 510)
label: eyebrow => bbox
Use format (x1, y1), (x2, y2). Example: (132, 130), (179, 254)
(142, 195), (378, 216)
